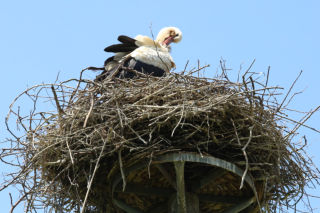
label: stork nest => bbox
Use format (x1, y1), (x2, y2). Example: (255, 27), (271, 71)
(2, 63), (320, 212)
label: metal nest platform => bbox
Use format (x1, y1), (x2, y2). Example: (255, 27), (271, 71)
(111, 152), (258, 213)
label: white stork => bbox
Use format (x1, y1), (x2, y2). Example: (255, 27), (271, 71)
(95, 27), (182, 81)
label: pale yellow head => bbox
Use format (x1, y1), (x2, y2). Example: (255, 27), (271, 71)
(156, 27), (182, 47)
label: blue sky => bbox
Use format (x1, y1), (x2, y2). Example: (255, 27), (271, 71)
(1, 1), (320, 212)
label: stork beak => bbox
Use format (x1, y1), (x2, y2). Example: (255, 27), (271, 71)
(162, 37), (174, 46)
(162, 34), (178, 47)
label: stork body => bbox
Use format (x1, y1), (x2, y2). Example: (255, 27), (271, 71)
(95, 27), (182, 81)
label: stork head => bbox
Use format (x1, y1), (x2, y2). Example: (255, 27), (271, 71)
(156, 27), (182, 47)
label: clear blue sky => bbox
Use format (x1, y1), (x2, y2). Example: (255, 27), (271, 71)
(1, 1), (320, 212)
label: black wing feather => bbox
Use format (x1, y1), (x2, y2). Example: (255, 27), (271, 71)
(104, 35), (139, 53)
(104, 44), (137, 53)
(118, 35), (137, 45)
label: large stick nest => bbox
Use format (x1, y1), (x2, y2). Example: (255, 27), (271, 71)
(2, 63), (320, 212)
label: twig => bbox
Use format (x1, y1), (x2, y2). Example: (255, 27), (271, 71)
(69, 67), (92, 105)
(118, 148), (126, 192)
(10, 193), (27, 213)
(244, 59), (256, 76)
(231, 119), (253, 189)
(171, 104), (184, 137)
(181, 60), (189, 75)
(51, 85), (65, 118)
(240, 126), (254, 188)
(80, 132), (108, 213)
(83, 93), (94, 128)
(277, 70), (303, 112)
(65, 137), (74, 165)
(291, 105), (320, 134)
